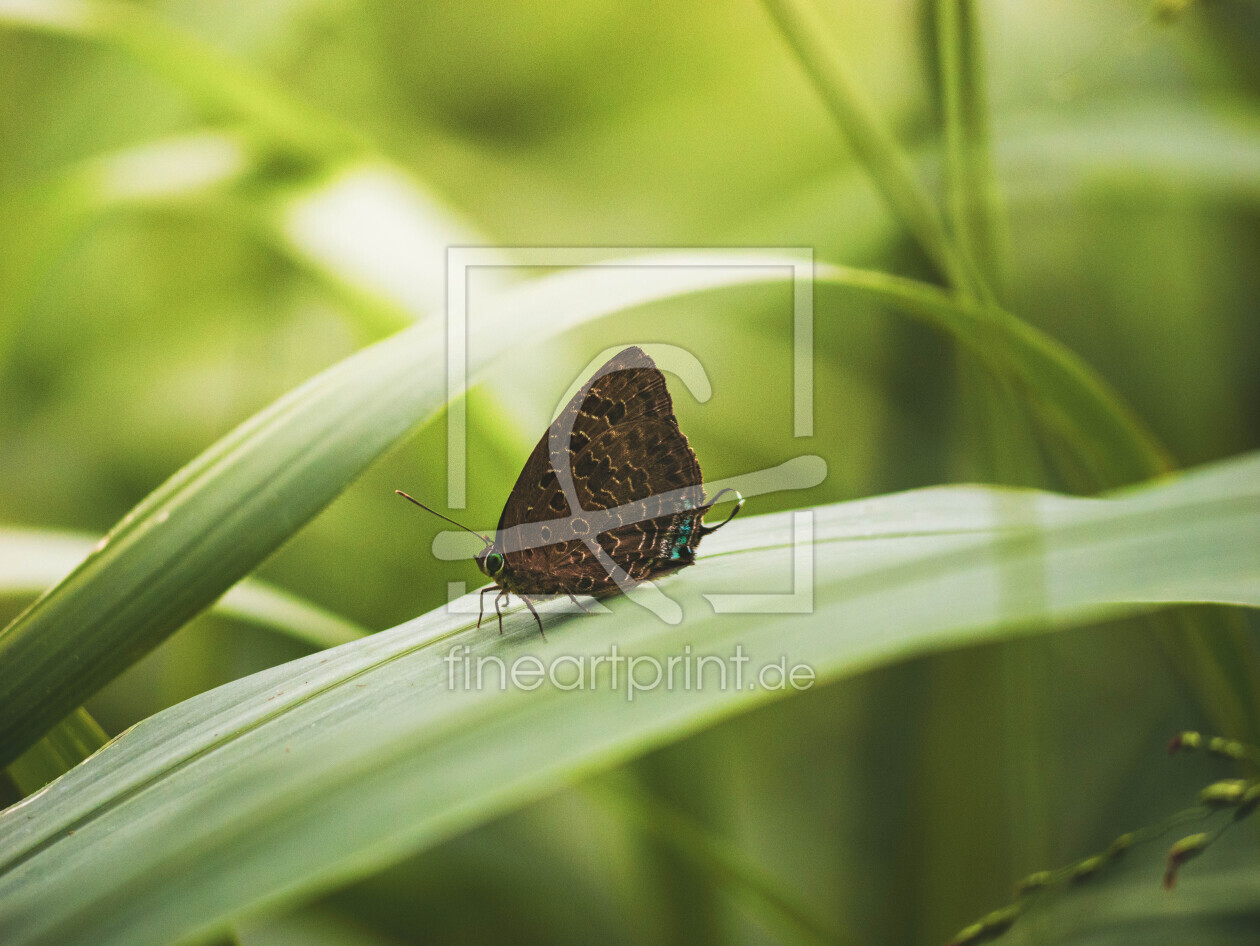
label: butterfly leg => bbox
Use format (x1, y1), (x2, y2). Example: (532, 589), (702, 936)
(697, 488), (745, 537)
(494, 591), (508, 635)
(477, 585), (498, 629)
(566, 592), (595, 614)
(521, 595), (546, 640)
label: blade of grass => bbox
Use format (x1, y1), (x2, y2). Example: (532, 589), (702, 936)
(807, 263), (1171, 483)
(935, 0), (1008, 297)
(0, 527), (370, 796)
(0, 527), (371, 651)
(3, 710), (108, 799)
(0, 252), (1171, 768)
(933, 1), (1039, 489)
(759, 0), (977, 295)
(934, 6), (1052, 887)
(0, 452), (1256, 945)
(0, 313), (448, 767)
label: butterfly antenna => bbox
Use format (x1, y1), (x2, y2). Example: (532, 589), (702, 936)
(395, 491), (492, 546)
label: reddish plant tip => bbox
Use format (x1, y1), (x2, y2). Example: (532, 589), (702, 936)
(1164, 833), (1208, 890)
(1169, 731), (1204, 754)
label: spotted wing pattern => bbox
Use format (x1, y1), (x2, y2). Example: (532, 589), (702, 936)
(491, 347), (710, 598)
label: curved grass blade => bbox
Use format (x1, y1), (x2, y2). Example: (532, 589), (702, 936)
(0, 527), (369, 795)
(0, 527), (370, 651)
(808, 263), (1172, 484)
(0, 452), (1256, 945)
(0, 252), (1170, 768)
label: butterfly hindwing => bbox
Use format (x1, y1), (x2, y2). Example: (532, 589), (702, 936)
(492, 347), (710, 597)
(528, 420), (708, 595)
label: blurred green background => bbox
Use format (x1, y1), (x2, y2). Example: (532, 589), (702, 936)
(2, 0), (1259, 943)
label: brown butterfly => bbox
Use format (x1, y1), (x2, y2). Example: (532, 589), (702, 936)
(399, 346), (741, 636)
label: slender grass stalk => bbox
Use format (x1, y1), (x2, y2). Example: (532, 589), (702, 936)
(934, 9), (1053, 892)
(934, 0), (1037, 491)
(935, 0), (1008, 299)
(759, 0), (976, 295)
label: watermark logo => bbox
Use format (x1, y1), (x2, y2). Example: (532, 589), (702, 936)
(444, 643), (816, 700)
(438, 248), (824, 623)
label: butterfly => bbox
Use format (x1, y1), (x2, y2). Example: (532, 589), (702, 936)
(398, 346), (742, 636)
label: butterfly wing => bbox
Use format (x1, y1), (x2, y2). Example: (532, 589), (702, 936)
(492, 347), (710, 597)
(495, 346), (672, 529)
(550, 418), (709, 595)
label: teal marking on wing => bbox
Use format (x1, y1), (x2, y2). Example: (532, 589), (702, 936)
(667, 515), (696, 560)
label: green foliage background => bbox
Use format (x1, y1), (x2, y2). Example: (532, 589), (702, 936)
(1, 1), (1259, 944)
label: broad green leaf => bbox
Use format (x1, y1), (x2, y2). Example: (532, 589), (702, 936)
(0, 253), (1167, 768)
(0, 451), (1257, 946)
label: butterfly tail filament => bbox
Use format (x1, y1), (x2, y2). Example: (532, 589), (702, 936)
(697, 489), (745, 537)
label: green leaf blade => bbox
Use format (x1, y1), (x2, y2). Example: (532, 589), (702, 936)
(1, 453), (1256, 946)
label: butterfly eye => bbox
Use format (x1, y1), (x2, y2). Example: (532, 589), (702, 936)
(485, 552), (505, 575)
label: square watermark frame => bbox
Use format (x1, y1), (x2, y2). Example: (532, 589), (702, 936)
(440, 247), (820, 620)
